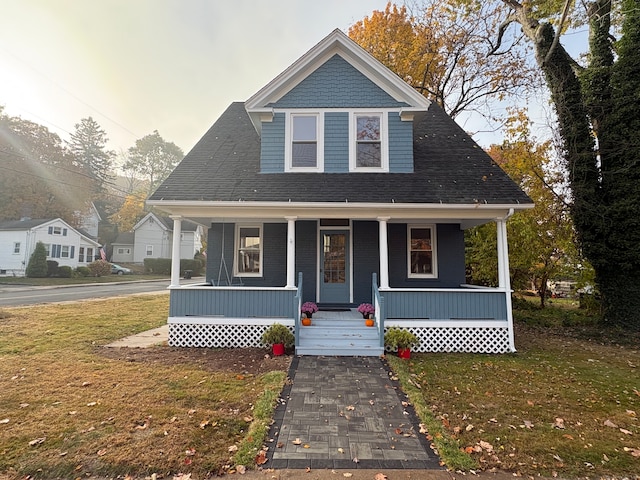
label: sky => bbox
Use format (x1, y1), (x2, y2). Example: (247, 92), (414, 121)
(0, 0), (395, 156)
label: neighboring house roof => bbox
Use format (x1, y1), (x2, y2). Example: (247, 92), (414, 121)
(113, 232), (135, 245)
(133, 212), (202, 232)
(149, 101), (532, 206)
(0, 218), (101, 246)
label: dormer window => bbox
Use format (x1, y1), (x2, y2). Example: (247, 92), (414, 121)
(350, 112), (388, 172)
(285, 112), (324, 172)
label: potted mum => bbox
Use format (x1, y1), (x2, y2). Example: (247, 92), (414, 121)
(357, 303), (375, 319)
(261, 323), (294, 356)
(384, 327), (420, 359)
(301, 301), (318, 319)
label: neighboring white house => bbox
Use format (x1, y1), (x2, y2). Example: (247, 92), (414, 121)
(0, 218), (102, 276)
(111, 232), (135, 263)
(75, 202), (101, 240)
(111, 213), (203, 264)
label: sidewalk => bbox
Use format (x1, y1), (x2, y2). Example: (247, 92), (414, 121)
(104, 324), (168, 348)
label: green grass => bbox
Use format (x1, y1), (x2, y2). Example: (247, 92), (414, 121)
(0, 296), (289, 478)
(388, 301), (640, 478)
(0, 274), (167, 286)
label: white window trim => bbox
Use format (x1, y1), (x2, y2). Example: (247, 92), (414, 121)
(146, 245), (154, 256)
(234, 224), (263, 277)
(407, 224), (438, 279)
(284, 111), (324, 172)
(349, 111), (389, 172)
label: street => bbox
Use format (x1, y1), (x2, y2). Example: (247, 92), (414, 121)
(0, 280), (172, 307)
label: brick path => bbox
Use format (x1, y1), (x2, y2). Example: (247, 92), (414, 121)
(267, 356), (442, 470)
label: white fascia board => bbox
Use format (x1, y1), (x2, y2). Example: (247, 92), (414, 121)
(147, 199), (533, 223)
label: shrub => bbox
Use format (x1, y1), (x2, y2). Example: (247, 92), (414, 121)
(88, 260), (111, 277)
(57, 266), (73, 278)
(144, 258), (205, 276)
(25, 242), (48, 278)
(261, 323), (294, 346)
(75, 266), (91, 277)
(46, 260), (59, 277)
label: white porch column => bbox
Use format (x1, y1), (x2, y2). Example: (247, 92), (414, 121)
(285, 216), (297, 288)
(496, 213), (516, 351)
(170, 215), (182, 287)
(377, 216), (390, 289)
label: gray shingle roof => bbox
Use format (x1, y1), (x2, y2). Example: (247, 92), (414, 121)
(149, 102), (532, 206)
(0, 219), (51, 230)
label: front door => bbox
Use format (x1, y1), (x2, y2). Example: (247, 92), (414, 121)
(319, 230), (350, 303)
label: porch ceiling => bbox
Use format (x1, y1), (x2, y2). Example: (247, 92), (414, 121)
(147, 200), (532, 229)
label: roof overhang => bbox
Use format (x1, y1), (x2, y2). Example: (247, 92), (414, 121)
(146, 199), (533, 230)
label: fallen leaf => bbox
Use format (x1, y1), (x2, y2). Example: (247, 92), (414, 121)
(343, 473), (353, 478)
(306, 467), (311, 473)
(236, 465), (246, 474)
(375, 474), (388, 480)
(626, 410), (637, 417)
(478, 440), (494, 452)
(29, 437), (46, 446)
(185, 448), (196, 456)
(303, 444), (310, 449)
(553, 418), (565, 429)
(199, 420), (210, 429)
(337, 447), (344, 454)
(277, 442), (284, 448)
(620, 428), (633, 435)
(255, 451), (267, 465)
(562, 434), (574, 440)
(523, 420), (534, 429)
(623, 447), (640, 457)
(395, 428), (403, 435)
(86, 402), (97, 407)
(97, 449), (107, 456)
(243, 416), (253, 422)
(465, 424), (474, 432)
(228, 445), (238, 452)
(0, 418), (9, 424)
(292, 438), (302, 445)
(20, 403), (29, 408)
(82, 381), (92, 387)
(352, 457), (359, 463)
(604, 419), (618, 428)
(346, 405), (355, 411)
(369, 400), (375, 405)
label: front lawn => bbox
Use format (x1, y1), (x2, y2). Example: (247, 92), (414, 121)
(0, 296), (288, 478)
(389, 301), (639, 478)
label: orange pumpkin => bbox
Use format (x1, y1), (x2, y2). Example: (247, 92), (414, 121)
(302, 317), (312, 326)
(365, 318), (374, 327)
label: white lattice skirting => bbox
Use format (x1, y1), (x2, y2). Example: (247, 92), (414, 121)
(169, 317), (295, 348)
(385, 324), (513, 354)
(169, 317), (513, 353)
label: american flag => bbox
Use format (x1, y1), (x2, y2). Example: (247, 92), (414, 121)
(100, 247), (106, 261)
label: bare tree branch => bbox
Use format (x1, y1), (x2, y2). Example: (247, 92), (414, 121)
(544, 0), (575, 65)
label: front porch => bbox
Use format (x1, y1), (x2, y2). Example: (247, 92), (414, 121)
(167, 275), (515, 354)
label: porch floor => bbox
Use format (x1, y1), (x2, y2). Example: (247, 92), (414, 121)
(267, 356), (442, 469)
(297, 309), (383, 356)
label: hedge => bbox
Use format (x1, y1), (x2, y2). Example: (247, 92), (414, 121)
(143, 258), (204, 276)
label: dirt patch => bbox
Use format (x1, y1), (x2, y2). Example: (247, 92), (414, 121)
(98, 345), (293, 376)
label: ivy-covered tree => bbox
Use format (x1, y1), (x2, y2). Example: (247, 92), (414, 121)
(25, 241), (48, 278)
(482, 0), (640, 328)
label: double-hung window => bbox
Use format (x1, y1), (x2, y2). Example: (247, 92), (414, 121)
(408, 225), (437, 278)
(285, 112), (323, 171)
(235, 225), (262, 276)
(13, 242), (20, 254)
(350, 112), (388, 171)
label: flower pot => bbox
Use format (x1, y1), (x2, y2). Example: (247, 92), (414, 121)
(398, 348), (411, 359)
(302, 317), (312, 326)
(362, 313), (370, 319)
(272, 343), (285, 356)
(365, 318), (374, 327)
(303, 312), (313, 319)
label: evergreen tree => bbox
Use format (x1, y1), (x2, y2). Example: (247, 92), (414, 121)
(68, 117), (115, 193)
(25, 241), (48, 278)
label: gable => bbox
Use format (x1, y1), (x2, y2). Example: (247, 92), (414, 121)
(270, 55), (408, 109)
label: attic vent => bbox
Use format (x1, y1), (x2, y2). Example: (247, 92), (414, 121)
(320, 219), (349, 227)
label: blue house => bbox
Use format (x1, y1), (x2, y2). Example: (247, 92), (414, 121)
(147, 29), (533, 355)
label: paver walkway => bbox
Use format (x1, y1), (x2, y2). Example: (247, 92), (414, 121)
(267, 356), (442, 470)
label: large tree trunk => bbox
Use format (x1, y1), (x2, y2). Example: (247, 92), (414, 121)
(509, 0), (640, 330)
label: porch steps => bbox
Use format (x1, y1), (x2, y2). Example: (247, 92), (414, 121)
(296, 317), (383, 356)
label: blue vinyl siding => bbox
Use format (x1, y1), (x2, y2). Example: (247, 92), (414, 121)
(207, 223), (286, 286)
(324, 112), (349, 172)
(353, 221), (379, 304)
(270, 55), (408, 109)
(388, 113), (413, 172)
(388, 223), (465, 287)
(383, 290), (507, 320)
(260, 112), (285, 173)
(295, 221), (318, 302)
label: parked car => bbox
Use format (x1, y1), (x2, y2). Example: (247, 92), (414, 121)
(110, 263), (133, 275)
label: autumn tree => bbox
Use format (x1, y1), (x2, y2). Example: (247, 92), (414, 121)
(349, 1), (534, 120)
(466, 111), (584, 306)
(123, 131), (183, 197)
(0, 107), (91, 224)
(68, 117), (115, 193)
(109, 192), (146, 232)
(478, 0), (640, 328)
